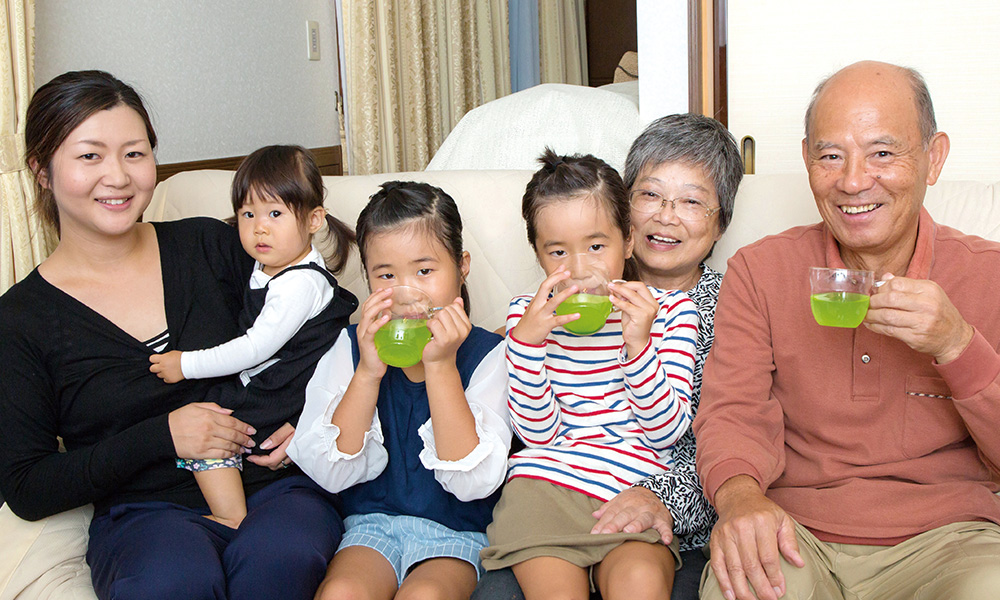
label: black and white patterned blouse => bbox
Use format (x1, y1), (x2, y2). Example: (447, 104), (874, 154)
(635, 264), (721, 551)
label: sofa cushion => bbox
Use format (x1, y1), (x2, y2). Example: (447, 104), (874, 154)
(0, 504), (96, 600)
(14, 167), (1000, 599)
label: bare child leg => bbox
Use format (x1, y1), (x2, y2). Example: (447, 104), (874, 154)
(192, 467), (247, 529)
(396, 557), (477, 600)
(314, 546), (398, 600)
(513, 556), (590, 600)
(593, 541), (676, 600)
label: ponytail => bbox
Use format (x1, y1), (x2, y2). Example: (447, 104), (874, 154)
(318, 212), (356, 275)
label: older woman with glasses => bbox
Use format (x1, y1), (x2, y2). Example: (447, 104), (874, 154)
(595, 113), (742, 598)
(473, 114), (743, 600)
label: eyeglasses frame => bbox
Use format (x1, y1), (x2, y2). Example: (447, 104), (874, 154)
(628, 189), (721, 221)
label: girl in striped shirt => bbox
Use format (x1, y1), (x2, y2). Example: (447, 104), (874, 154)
(481, 150), (699, 600)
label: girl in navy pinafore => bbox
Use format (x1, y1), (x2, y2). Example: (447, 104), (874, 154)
(149, 145), (358, 528)
(289, 181), (511, 600)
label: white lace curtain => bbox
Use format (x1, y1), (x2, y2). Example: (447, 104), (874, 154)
(539, 0), (587, 86)
(340, 0), (511, 175)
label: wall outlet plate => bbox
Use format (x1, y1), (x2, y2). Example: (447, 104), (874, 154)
(307, 20), (320, 61)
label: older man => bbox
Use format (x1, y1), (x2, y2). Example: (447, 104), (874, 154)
(695, 60), (1000, 600)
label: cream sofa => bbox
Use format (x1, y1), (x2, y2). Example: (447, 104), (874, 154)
(4, 169), (1000, 599)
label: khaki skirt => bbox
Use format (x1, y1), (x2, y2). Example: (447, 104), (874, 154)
(481, 477), (680, 571)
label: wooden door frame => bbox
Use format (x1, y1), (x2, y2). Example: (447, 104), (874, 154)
(688, 0), (727, 125)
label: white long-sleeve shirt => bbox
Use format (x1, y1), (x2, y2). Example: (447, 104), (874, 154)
(287, 329), (512, 502)
(180, 246), (333, 382)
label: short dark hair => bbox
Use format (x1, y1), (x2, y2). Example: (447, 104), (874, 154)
(356, 181), (471, 314)
(231, 145), (355, 274)
(623, 113), (742, 235)
(804, 64), (937, 146)
(521, 148), (636, 279)
(25, 70), (158, 232)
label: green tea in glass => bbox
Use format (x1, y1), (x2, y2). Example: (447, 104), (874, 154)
(556, 293), (614, 335)
(374, 286), (434, 367)
(554, 254), (616, 336)
(809, 267), (875, 328)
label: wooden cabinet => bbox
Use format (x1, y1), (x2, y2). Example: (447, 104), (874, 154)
(585, 0), (637, 87)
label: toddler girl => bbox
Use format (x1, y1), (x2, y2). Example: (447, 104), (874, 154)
(288, 181), (511, 600)
(481, 150), (699, 600)
(149, 145), (358, 528)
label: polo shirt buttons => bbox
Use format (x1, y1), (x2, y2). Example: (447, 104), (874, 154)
(861, 354), (871, 364)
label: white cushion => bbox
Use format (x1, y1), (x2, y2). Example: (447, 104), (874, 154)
(425, 83), (643, 173)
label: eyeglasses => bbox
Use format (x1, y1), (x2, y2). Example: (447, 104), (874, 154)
(629, 189), (721, 221)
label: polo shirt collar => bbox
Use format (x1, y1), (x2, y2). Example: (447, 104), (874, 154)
(823, 206), (936, 279)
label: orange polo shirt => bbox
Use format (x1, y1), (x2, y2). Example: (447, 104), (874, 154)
(695, 208), (1000, 545)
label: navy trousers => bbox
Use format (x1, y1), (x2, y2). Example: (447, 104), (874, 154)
(87, 475), (343, 600)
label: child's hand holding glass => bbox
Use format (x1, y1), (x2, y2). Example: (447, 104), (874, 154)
(510, 265), (582, 345)
(355, 287), (394, 379)
(422, 297), (472, 366)
(608, 281), (660, 359)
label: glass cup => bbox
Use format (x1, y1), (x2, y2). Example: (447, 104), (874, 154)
(809, 267), (875, 328)
(372, 285), (434, 368)
(553, 254), (616, 336)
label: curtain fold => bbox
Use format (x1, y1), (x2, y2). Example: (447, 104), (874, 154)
(341, 0), (510, 175)
(538, 0), (587, 86)
(508, 0), (540, 92)
(1, 0), (54, 295)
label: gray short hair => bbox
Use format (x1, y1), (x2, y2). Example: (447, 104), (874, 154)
(804, 65), (937, 146)
(623, 113), (743, 234)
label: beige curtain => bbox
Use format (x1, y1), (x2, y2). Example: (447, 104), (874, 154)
(341, 0), (510, 175)
(539, 0), (587, 85)
(1, 0), (53, 294)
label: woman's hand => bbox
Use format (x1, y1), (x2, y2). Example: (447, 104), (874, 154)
(591, 486), (675, 545)
(149, 350), (185, 383)
(609, 281), (658, 359)
(246, 422), (296, 471)
(510, 266), (580, 345)
(356, 287), (392, 379)
(422, 297), (471, 366)
(169, 402), (256, 459)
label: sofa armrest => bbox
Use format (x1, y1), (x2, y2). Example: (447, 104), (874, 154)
(0, 504), (96, 600)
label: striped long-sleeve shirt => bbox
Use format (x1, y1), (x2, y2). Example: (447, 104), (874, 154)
(504, 286), (699, 502)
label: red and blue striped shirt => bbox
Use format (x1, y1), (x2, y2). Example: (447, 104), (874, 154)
(505, 286), (699, 502)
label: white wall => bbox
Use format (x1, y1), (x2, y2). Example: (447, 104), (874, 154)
(728, 1), (1000, 180)
(636, 0), (689, 123)
(35, 1), (341, 164)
